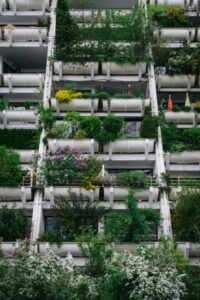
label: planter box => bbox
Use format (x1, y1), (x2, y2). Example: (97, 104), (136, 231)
(17, 150), (37, 163)
(54, 62), (98, 76)
(0, 186), (31, 201)
(154, 28), (200, 43)
(102, 62), (146, 76)
(166, 151), (200, 164)
(2, 28), (48, 43)
(104, 139), (155, 154)
(48, 139), (98, 154)
(3, 74), (44, 87)
(149, 0), (198, 9)
(9, 0), (50, 11)
(44, 186), (159, 204)
(51, 98), (150, 114)
(164, 111), (195, 125)
(157, 75), (197, 89)
(0, 110), (37, 127)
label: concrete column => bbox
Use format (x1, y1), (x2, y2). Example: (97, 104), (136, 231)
(145, 139), (149, 160)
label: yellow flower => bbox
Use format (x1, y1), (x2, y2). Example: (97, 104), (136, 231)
(194, 101), (200, 108)
(55, 90), (82, 103)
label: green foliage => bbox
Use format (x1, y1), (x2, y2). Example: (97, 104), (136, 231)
(151, 5), (189, 28)
(140, 109), (159, 139)
(183, 267), (200, 300)
(40, 193), (107, 242)
(116, 171), (149, 188)
(95, 129), (117, 144)
(0, 146), (22, 186)
(55, 0), (83, 62)
(64, 111), (81, 124)
(0, 99), (8, 111)
(84, 156), (103, 178)
(80, 116), (102, 138)
(39, 106), (54, 130)
(103, 114), (124, 134)
(173, 189), (200, 242)
(49, 122), (71, 139)
(0, 206), (29, 241)
(162, 123), (200, 152)
(105, 191), (160, 242)
(76, 229), (112, 277)
(24, 101), (32, 110)
(0, 129), (39, 149)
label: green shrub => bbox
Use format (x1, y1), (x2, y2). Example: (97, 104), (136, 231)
(0, 206), (29, 241)
(116, 171), (149, 188)
(0, 129), (40, 149)
(49, 122), (71, 139)
(0, 146), (22, 186)
(80, 116), (102, 138)
(183, 266), (200, 300)
(95, 129), (117, 144)
(0, 99), (8, 111)
(140, 114), (158, 139)
(172, 189), (200, 242)
(103, 115), (124, 134)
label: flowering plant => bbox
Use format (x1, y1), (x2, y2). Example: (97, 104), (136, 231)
(55, 89), (82, 103)
(194, 101), (200, 112)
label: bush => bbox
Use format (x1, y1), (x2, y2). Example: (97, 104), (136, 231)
(183, 266), (200, 300)
(0, 146), (22, 186)
(172, 189), (200, 242)
(0, 99), (8, 111)
(103, 115), (124, 134)
(95, 129), (117, 144)
(140, 109), (158, 139)
(116, 171), (149, 188)
(80, 116), (102, 138)
(0, 206), (29, 241)
(49, 122), (71, 139)
(0, 129), (39, 149)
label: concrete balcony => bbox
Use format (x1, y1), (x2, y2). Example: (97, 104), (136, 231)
(48, 138), (155, 156)
(149, 0), (199, 10)
(0, 186), (32, 208)
(156, 75), (200, 92)
(154, 28), (200, 46)
(1, 241), (199, 266)
(44, 186), (160, 210)
(0, 110), (38, 129)
(53, 61), (147, 82)
(164, 111), (196, 128)
(0, 27), (48, 47)
(165, 151), (200, 176)
(51, 97), (150, 117)
(0, 0), (50, 15)
(47, 138), (156, 168)
(0, 73), (45, 93)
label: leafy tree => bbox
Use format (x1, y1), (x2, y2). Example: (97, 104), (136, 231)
(55, 0), (83, 62)
(0, 146), (22, 186)
(173, 189), (200, 241)
(0, 206), (29, 241)
(140, 108), (159, 139)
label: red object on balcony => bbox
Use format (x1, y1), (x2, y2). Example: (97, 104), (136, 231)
(128, 85), (132, 95)
(167, 95), (173, 111)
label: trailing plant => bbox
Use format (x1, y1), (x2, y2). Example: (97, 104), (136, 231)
(0, 146), (22, 186)
(0, 206), (29, 241)
(0, 129), (40, 149)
